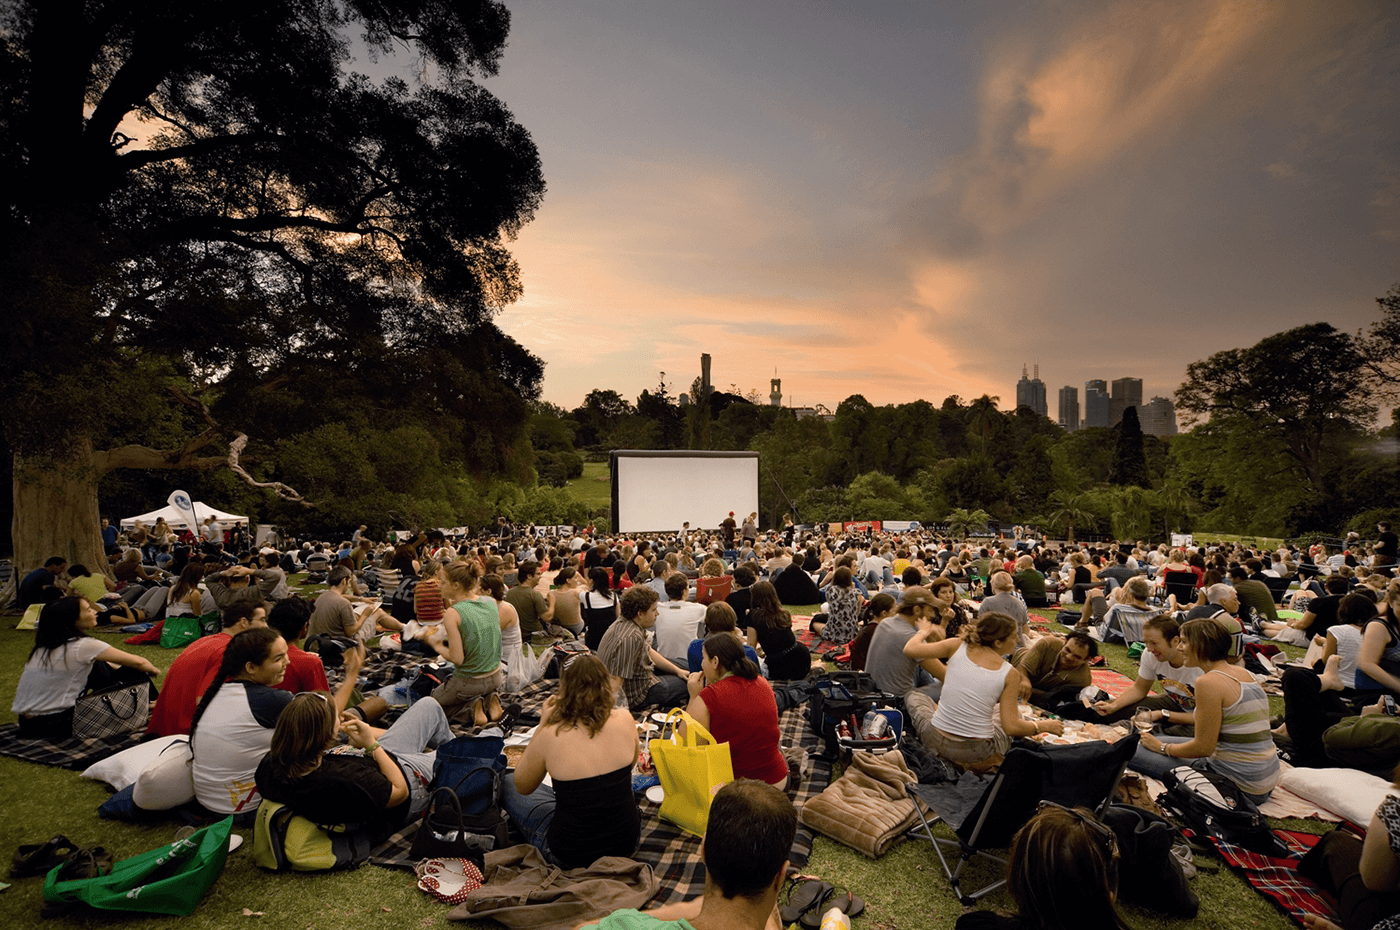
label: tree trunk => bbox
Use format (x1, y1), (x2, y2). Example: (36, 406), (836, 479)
(13, 440), (108, 581)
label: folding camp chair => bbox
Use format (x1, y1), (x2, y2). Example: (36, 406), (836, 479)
(906, 732), (1140, 904)
(1162, 571), (1198, 605)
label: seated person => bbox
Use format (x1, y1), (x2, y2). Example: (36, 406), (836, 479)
(1265, 575), (1350, 645)
(1092, 614), (1201, 730)
(12, 597), (161, 738)
(811, 566), (863, 645)
(1298, 763), (1400, 930)
(308, 567), (403, 643)
(903, 612), (1062, 768)
(725, 564), (758, 632)
(744, 581), (812, 681)
(254, 552), (290, 601)
(686, 634), (788, 787)
(979, 571), (1030, 644)
(265, 596), (333, 697)
(597, 585), (689, 710)
(146, 599), (268, 736)
(653, 573), (707, 668)
(504, 561), (554, 637)
(65, 563), (116, 607)
(695, 559), (732, 605)
(256, 683), (451, 837)
(189, 627), (295, 819)
(502, 654), (641, 869)
(204, 563), (272, 616)
(432, 559), (506, 726)
(687, 602), (762, 672)
(1133, 619), (1280, 804)
(545, 567), (584, 638)
(1011, 554), (1050, 607)
(1013, 631), (1096, 705)
(1176, 583), (1247, 661)
(18, 557), (68, 609)
(1228, 564), (1280, 628)
(1095, 577), (1157, 645)
(956, 804), (1131, 930)
(771, 558), (822, 606)
(866, 586), (947, 699)
(113, 547), (164, 592)
(579, 780), (797, 930)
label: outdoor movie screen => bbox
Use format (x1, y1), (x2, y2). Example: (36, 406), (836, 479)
(611, 450), (760, 535)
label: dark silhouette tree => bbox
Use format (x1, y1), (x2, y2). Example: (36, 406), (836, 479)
(1110, 407), (1150, 487)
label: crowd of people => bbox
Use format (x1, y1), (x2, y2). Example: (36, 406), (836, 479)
(10, 515), (1400, 930)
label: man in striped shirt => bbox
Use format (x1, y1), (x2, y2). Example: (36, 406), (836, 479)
(597, 585), (689, 710)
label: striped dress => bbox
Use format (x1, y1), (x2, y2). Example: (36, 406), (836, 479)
(1208, 670), (1280, 799)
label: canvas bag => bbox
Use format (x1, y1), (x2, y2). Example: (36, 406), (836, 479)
(42, 816), (232, 916)
(650, 708), (733, 836)
(252, 801), (374, 872)
(159, 614), (203, 649)
(73, 681), (151, 739)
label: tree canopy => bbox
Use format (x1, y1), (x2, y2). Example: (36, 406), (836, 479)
(1, 0), (545, 569)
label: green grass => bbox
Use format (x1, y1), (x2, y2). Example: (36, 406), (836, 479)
(560, 460), (612, 512)
(0, 599), (1321, 929)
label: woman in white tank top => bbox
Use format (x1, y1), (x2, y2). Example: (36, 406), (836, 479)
(902, 611), (1064, 767)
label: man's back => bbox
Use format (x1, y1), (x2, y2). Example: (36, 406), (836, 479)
(866, 615), (920, 695)
(308, 588), (355, 638)
(654, 602), (706, 661)
(1233, 578), (1279, 625)
(505, 583), (547, 635)
(978, 592), (1028, 626)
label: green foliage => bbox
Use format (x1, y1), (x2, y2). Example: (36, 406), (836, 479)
(944, 507), (991, 538)
(1110, 406), (1150, 487)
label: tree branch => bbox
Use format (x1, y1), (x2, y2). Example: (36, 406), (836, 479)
(228, 433), (314, 507)
(115, 133), (279, 171)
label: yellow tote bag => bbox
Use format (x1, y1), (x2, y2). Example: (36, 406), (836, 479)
(650, 708), (734, 836)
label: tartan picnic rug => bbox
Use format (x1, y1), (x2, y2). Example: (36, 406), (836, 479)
(367, 700), (833, 907)
(1091, 667), (1137, 701)
(1187, 828), (1338, 928)
(0, 722), (148, 770)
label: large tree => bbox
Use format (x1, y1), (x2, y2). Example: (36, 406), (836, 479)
(1, 0), (544, 572)
(1175, 323), (1373, 496)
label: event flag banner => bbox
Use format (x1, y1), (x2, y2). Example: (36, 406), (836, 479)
(167, 490), (199, 534)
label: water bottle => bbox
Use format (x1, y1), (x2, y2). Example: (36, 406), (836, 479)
(861, 710), (889, 740)
(818, 906), (851, 930)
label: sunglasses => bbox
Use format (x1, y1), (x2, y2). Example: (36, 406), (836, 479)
(1035, 801), (1119, 860)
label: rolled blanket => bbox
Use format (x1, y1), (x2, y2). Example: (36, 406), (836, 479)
(800, 750), (922, 857)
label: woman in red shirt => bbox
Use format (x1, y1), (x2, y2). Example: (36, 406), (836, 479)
(684, 634), (788, 788)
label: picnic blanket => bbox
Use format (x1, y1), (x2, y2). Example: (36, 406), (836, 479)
(0, 722), (148, 770)
(1187, 828), (1338, 928)
(1091, 667), (1137, 701)
(368, 701), (833, 907)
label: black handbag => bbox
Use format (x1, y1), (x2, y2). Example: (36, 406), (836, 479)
(408, 787), (509, 866)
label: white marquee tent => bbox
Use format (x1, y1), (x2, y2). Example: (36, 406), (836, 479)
(120, 502), (249, 531)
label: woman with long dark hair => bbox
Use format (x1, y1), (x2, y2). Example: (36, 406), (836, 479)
(744, 580), (811, 681)
(581, 566), (620, 651)
(685, 634), (787, 787)
(12, 597), (159, 738)
(256, 687), (454, 835)
(957, 804), (1132, 930)
(189, 627), (292, 818)
(503, 654), (641, 869)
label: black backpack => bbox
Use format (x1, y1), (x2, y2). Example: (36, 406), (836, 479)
(1158, 767), (1289, 857)
(388, 576), (420, 624)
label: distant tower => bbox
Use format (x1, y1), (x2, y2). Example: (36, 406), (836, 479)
(1015, 363), (1047, 418)
(1058, 385), (1080, 431)
(770, 377), (782, 407)
(700, 353), (712, 397)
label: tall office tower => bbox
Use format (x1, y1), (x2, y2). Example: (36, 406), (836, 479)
(1016, 364), (1048, 417)
(1058, 385), (1080, 431)
(1140, 396), (1179, 437)
(1109, 377), (1143, 426)
(1084, 380), (1110, 429)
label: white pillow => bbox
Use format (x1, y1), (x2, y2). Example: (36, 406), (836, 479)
(1279, 766), (1399, 827)
(132, 739), (195, 810)
(80, 734), (185, 790)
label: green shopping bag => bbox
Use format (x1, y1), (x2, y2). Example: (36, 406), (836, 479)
(160, 613), (205, 649)
(43, 817), (233, 916)
(650, 708), (734, 836)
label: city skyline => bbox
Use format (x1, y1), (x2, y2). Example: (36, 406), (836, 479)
(360, 1), (1400, 412)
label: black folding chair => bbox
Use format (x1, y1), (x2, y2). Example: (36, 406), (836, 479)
(1162, 571), (1198, 605)
(906, 732), (1140, 904)
(1263, 575), (1292, 605)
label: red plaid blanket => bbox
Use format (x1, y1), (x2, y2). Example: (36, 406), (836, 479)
(1189, 828), (1338, 927)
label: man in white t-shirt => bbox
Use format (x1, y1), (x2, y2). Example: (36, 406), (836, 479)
(652, 574), (707, 667)
(1091, 614), (1200, 736)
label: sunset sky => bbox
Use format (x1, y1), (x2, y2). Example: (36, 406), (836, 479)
(412, 1), (1399, 415)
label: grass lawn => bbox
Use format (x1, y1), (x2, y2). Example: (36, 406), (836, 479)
(0, 596), (1321, 929)
(560, 461), (611, 513)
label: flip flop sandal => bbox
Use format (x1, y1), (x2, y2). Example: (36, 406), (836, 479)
(780, 878), (833, 926)
(10, 836), (76, 878)
(800, 887), (865, 929)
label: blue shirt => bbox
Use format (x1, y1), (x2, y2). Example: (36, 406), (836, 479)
(686, 638), (760, 672)
(101, 525), (118, 547)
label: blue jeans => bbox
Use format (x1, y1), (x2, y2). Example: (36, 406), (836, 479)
(1129, 735), (1273, 806)
(502, 778), (557, 864)
(378, 698), (454, 818)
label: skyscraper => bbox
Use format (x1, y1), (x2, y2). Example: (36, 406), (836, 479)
(1084, 380), (1110, 429)
(1110, 377), (1143, 426)
(1140, 397), (1179, 437)
(1016, 364), (1048, 418)
(1058, 385), (1080, 431)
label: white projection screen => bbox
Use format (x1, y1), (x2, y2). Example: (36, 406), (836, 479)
(611, 451), (759, 534)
